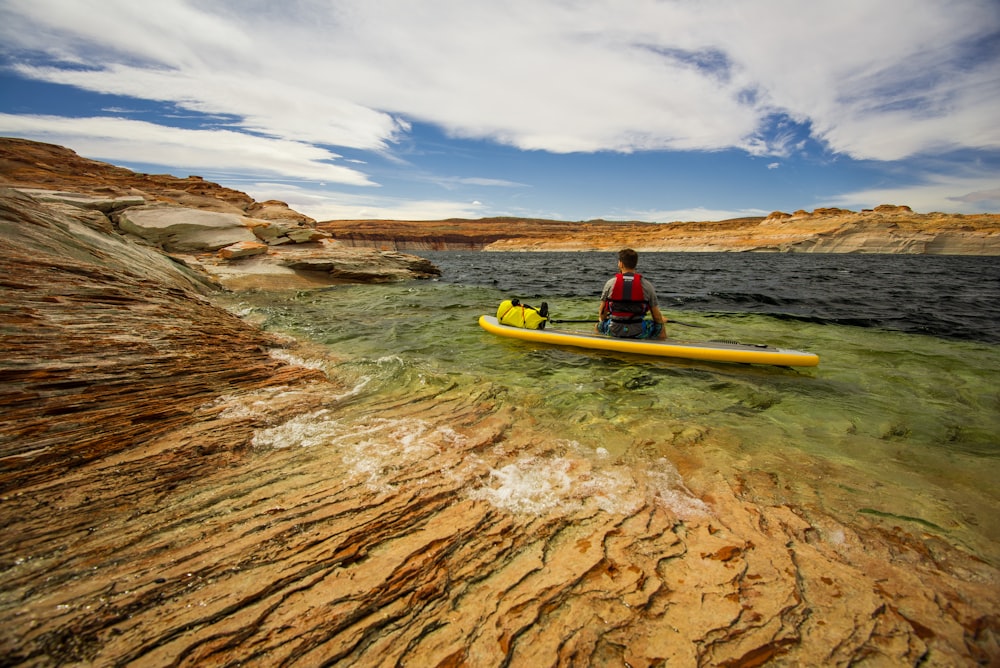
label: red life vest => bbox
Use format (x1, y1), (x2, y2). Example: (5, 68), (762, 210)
(606, 273), (649, 322)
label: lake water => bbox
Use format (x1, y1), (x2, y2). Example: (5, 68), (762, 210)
(222, 251), (1000, 564)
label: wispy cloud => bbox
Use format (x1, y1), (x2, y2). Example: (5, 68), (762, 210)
(0, 113), (374, 185)
(249, 182), (487, 221)
(820, 173), (1000, 213)
(629, 207), (774, 224)
(5, 0), (996, 159)
(0, 0), (998, 218)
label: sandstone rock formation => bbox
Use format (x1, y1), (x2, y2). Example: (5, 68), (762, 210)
(117, 205), (261, 252)
(1, 145), (998, 665)
(0, 138), (441, 289)
(0, 137), (306, 220)
(1, 188), (997, 665)
(319, 208), (1000, 254)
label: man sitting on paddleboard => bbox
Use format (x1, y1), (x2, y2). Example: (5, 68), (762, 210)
(597, 248), (668, 340)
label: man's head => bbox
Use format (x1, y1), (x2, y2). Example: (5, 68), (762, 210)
(618, 248), (639, 271)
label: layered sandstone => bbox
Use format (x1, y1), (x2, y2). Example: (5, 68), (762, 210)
(0, 137), (308, 221)
(1, 138), (998, 666)
(318, 207), (1000, 254)
(0, 138), (440, 288)
(1, 191), (997, 665)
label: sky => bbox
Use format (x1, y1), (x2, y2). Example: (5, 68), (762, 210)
(0, 0), (998, 223)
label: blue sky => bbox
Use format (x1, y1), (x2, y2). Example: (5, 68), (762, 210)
(1, 0), (998, 222)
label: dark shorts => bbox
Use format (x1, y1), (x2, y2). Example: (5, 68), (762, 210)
(597, 319), (663, 339)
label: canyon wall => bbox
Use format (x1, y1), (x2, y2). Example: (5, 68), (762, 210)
(318, 207), (1000, 254)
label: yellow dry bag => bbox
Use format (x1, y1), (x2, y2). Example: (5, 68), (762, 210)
(496, 299), (548, 329)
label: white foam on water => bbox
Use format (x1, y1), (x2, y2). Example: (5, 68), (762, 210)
(330, 374), (372, 401)
(268, 349), (327, 372)
(467, 455), (647, 516)
(206, 386), (300, 420)
(580, 467), (646, 515)
(645, 458), (711, 520)
(326, 355), (409, 402)
(467, 451), (710, 519)
(468, 457), (574, 515)
(252, 408), (469, 492)
(251, 409), (338, 449)
(335, 417), (467, 492)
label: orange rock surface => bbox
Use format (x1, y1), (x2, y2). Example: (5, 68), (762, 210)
(0, 136), (312, 223)
(1, 138), (998, 666)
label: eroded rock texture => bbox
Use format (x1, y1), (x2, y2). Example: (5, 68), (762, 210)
(1, 183), (998, 667)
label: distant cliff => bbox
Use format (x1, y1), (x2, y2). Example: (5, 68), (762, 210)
(318, 207), (1000, 254)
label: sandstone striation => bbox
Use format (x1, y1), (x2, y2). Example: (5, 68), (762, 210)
(0, 137), (304, 220)
(1, 138), (998, 666)
(0, 138), (441, 288)
(0, 188), (997, 664)
(0, 137), (1000, 666)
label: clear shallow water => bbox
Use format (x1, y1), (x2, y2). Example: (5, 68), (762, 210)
(222, 252), (1000, 563)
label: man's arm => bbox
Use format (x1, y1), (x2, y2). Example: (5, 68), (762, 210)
(650, 305), (668, 339)
(598, 280), (613, 320)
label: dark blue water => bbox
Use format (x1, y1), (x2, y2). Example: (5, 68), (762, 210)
(418, 251), (1000, 344)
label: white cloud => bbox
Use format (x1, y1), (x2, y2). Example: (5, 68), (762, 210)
(4, 0), (994, 160)
(244, 182), (487, 221)
(718, 0), (1000, 160)
(951, 186), (1000, 207)
(0, 113), (374, 185)
(819, 173), (1000, 214)
(1, 0), (998, 216)
(631, 206), (773, 223)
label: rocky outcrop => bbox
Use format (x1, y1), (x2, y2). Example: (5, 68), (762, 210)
(320, 209), (1000, 255)
(185, 241), (442, 290)
(0, 138), (441, 288)
(1, 189), (997, 665)
(0, 151), (997, 666)
(0, 137), (304, 220)
(117, 205), (261, 252)
(0, 191), (324, 485)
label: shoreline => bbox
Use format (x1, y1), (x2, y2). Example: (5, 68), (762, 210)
(317, 207), (1000, 255)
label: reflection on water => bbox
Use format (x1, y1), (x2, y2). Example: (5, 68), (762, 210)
(220, 280), (1000, 564)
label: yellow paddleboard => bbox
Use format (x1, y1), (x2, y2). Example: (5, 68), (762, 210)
(479, 315), (819, 367)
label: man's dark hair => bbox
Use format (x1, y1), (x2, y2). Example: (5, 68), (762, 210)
(618, 248), (639, 270)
